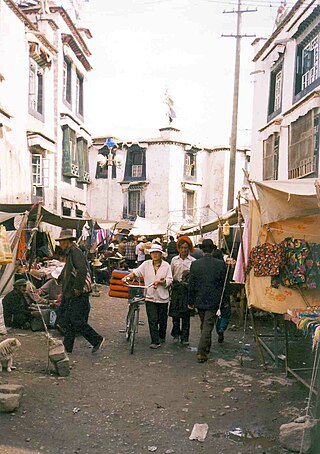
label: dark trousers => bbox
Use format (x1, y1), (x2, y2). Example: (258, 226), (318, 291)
(126, 260), (136, 269)
(63, 294), (102, 353)
(171, 314), (190, 341)
(197, 309), (216, 357)
(145, 301), (168, 344)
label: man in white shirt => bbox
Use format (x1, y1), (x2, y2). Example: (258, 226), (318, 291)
(123, 243), (173, 349)
(169, 236), (196, 345)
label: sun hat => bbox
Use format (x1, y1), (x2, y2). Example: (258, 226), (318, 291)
(147, 243), (167, 257)
(51, 266), (64, 279)
(55, 229), (76, 242)
(14, 278), (28, 287)
(176, 235), (195, 253)
(92, 258), (103, 267)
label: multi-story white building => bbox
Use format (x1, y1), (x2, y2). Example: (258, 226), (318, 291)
(87, 126), (249, 234)
(251, 0), (320, 182)
(0, 0), (92, 220)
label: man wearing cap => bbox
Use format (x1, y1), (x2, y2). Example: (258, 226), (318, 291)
(169, 236), (196, 345)
(123, 243), (173, 349)
(2, 279), (32, 329)
(188, 238), (227, 363)
(56, 229), (105, 354)
(135, 236), (147, 265)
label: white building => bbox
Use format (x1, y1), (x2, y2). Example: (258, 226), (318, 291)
(251, 0), (320, 182)
(0, 0), (92, 220)
(87, 126), (249, 234)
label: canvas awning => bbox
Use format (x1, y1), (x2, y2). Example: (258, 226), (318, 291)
(254, 178), (319, 225)
(0, 204), (92, 229)
(130, 216), (168, 236)
(181, 208), (239, 236)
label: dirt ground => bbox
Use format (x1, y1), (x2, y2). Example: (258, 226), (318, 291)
(0, 287), (309, 454)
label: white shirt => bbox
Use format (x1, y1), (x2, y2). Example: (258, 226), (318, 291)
(171, 254), (196, 282)
(135, 242), (145, 262)
(133, 259), (173, 303)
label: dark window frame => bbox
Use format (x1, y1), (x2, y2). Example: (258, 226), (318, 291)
(76, 71), (84, 118)
(263, 133), (279, 181)
(29, 59), (45, 120)
(294, 31), (320, 103)
(267, 62), (283, 122)
(63, 57), (72, 106)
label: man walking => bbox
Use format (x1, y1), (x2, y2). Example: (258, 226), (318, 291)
(56, 230), (104, 354)
(188, 239), (227, 363)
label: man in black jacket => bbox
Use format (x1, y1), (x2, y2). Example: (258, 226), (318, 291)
(56, 230), (104, 354)
(188, 239), (227, 363)
(3, 279), (32, 328)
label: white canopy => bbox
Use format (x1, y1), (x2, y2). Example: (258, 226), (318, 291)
(254, 178), (319, 224)
(130, 216), (168, 236)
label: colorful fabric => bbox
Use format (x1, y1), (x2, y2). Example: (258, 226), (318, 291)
(272, 238), (320, 289)
(247, 242), (284, 277)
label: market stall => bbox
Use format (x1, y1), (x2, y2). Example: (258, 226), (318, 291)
(244, 178), (320, 393)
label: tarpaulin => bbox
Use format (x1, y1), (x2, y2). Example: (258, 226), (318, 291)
(130, 216), (168, 236)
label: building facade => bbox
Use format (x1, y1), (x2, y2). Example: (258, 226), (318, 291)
(251, 0), (320, 182)
(88, 126), (249, 234)
(0, 0), (91, 219)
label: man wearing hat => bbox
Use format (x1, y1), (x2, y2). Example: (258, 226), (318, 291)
(56, 229), (105, 354)
(188, 239), (227, 363)
(169, 236), (196, 345)
(2, 279), (32, 329)
(123, 243), (173, 349)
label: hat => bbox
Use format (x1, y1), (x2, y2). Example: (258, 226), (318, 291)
(14, 278), (28, 287)
(138, 236), (146, 241)
(51, 266), (64, 279)
(55, 229), (76, 242)
(199, 239), (217, 251)
(147, 243), (167, 257)
(152, 237), (162, 245)
(92, 258), (103, 267)
(176, 235), (195, 253)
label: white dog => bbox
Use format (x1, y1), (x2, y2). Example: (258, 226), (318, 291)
(0, 338), (21, 372)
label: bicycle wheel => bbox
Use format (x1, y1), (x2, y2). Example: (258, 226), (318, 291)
(130, 308), (139, 354)
(126, 305), (134, 341)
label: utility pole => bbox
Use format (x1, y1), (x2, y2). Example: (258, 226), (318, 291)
(222, 0), (256, 211)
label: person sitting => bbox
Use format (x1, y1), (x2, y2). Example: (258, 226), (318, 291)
(37, 267), (63, 302)
(2, 279), (32, 329)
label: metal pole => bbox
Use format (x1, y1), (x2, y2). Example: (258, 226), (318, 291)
(227, 0), (242, 211)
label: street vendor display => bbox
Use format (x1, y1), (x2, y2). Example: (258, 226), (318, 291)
(245, 179), (320, 314)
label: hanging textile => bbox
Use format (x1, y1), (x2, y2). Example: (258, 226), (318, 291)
(247, 242), (284, 277)
(0, 225), (13, 264)
(16, 229), (26, 260)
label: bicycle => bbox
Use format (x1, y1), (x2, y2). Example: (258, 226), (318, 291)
(123, 279), (152, 354)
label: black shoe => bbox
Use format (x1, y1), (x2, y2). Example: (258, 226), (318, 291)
(92, 337), (105, 354)
(218, 332), (224, 343)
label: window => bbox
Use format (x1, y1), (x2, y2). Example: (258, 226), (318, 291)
(263, 134), (279, 180)
(62, 126), (79, 178)
(124, 146), (146, 180)
(63, 57), (72, 104)
(128, 189), (140, 217)
(268, 65), (283, 118)
(29, 61), (44, 117)
(295, 32), (320, 98)
(184, 151), (197, 179)
(184, 191), (195, 219)
(288, 111), (319, 179)
(95, 147), (117, 179)
(76, 72), (84, 116)
(77, 138), (90, 183)
(32, 154), (43, 187)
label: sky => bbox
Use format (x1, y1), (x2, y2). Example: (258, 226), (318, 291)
(79, 0), (286, 148)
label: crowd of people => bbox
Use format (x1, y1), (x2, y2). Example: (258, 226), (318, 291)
(2, 228), (236, 363)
